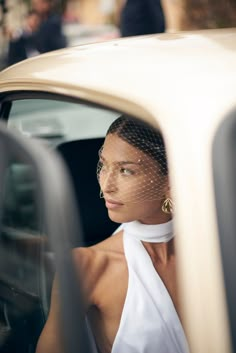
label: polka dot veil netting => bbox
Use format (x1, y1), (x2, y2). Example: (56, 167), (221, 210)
(97, 116), (169, 204)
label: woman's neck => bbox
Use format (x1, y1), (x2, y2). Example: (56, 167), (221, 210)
(143, 238), (175, 265)
(138, 213), (172, 225)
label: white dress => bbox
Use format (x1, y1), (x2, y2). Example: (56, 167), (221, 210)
(110, 220), (189, 353)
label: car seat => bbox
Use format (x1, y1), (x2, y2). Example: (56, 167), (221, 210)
(57, 138), (118, 247)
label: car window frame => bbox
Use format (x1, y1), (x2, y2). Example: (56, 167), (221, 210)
(213, 107), (236, 353)
(0, 91), (121, 123)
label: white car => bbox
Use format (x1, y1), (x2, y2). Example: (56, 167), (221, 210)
(0, 28), (236, 353)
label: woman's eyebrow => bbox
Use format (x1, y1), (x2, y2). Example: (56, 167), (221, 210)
(116, 161), (142, 166)
(100, 154), (142, 166)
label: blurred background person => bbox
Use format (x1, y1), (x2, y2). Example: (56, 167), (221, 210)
(6, 0), (67, 67)
(120, 0), (165, 36)
(7, 9), (41, 66)
(3, 0), (236, 70)
(32, 0), (67, 54)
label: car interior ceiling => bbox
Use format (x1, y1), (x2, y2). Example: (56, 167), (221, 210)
(0, 136), (118, 353)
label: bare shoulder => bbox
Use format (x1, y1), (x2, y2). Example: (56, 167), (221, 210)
(73, 230), (124, 267)
(72, 230), (124, 306)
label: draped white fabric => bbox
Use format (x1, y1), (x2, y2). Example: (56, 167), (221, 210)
(122, 219), (174, 243)
(111, 221), (189, 353)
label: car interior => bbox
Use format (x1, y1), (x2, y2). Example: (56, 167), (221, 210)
(57, 137), (118, 247)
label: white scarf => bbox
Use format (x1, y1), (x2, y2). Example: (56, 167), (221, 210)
(122, 219), (174, 243)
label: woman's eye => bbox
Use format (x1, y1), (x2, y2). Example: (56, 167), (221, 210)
(120, 168), (134, 176)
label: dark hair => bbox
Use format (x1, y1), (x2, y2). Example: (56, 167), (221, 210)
(106, 115), (168, 176)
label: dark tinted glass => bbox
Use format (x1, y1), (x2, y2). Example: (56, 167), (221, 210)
(0, 159), (54, 353)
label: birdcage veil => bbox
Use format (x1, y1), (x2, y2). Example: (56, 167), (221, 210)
(97, 115), (169, 204)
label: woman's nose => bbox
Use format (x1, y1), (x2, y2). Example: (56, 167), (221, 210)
(101, 171), (117, 193)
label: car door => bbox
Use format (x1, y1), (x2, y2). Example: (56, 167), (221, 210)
(0, 121), (90, 353)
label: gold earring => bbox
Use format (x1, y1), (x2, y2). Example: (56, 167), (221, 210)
(161, 198), (174, 214)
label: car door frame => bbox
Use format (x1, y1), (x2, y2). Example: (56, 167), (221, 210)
(0, 121), (90, 353)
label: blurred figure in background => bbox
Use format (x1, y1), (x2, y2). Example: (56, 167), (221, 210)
(7, 10), (41, 66)
(120, 0), (236, 37)
(120, 0), (165, 36)
(32, 0), (67, 54)
(7, 0), (66, 67)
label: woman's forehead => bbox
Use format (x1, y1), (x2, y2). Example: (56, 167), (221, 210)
(102, 134), (147, 161)
(100, 134), (158, 168)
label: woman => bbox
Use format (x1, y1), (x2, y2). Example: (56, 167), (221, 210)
(36, 115), (189, 353)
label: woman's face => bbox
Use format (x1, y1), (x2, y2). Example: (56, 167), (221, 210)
(98, 133), (169, 224)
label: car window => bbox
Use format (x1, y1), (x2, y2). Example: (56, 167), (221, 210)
(5, 96), (121, 245)
(0, 122), (90, 353)
(0, 158), (50, 353)
(8, 98), (119, 146)
(3, 162), (38, 231)
(1, 97), (126, 353)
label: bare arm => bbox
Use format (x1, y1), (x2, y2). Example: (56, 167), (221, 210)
(36, 276), (64, 353)
(35, 247), (103, 353)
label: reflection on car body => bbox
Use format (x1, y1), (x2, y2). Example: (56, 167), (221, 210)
(0, 28), (236, 353)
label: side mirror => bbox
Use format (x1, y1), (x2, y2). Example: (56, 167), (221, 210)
(0, 122), (90, 353)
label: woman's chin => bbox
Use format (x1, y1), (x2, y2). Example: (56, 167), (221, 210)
(108, 210), (133, 224)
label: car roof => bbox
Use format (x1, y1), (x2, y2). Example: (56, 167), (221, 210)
(1, 28), (236, 132)
(1, 28), (236, 83)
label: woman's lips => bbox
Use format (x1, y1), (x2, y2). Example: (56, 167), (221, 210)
(105, 199), (124, 209)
